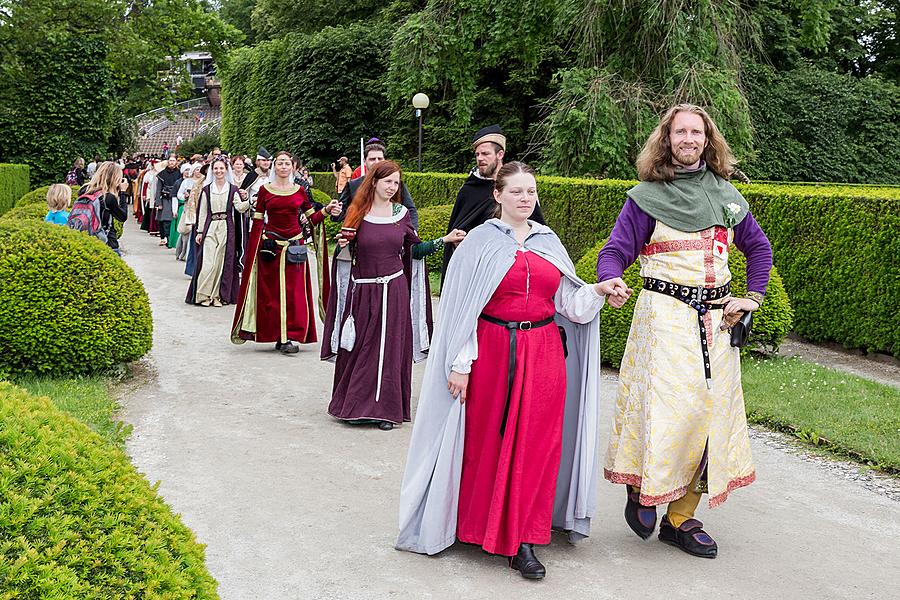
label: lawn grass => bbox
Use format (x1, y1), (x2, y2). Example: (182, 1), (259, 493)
(742, 355), (900, 473)
(13, 375), (131, 448)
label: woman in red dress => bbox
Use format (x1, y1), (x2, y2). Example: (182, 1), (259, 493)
(231, 151), (339, 353)
(398, 164), (622, 571)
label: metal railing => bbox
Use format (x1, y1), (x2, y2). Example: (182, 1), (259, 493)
(133, 97), (208, 125)
(196, 117), (221, 136)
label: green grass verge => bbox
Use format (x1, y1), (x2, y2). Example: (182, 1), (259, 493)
(742, 356), (900, 473)
(12, 375), (131, 449)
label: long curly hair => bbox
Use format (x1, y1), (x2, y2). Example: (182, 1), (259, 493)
(636, 104), (736, 182)
(344, 160), (402, 229)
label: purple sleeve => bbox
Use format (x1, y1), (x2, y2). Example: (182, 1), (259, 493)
(596, 198), (655, 281)
(732, 211), (773, 295)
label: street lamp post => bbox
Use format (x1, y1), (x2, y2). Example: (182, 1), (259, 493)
(412, 93), (430, 172)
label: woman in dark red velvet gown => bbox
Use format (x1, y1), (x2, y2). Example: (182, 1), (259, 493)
(231, 151), (339, 354)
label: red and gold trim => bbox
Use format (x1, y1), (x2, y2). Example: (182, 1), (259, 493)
(605, 468), (756, 508)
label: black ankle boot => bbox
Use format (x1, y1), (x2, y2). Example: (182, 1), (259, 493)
(509, 543), (546, 579)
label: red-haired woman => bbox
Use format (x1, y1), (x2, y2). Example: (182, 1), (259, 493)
(322, 161), (465, 430)
(231, 151), (340, 353)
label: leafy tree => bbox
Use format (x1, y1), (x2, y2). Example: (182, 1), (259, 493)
(220, 23), (391, 168)
(220, 0), (257, 45)
(747, 0), (898, 80)
(0, 34), (114, 183)
(250, 0), (382, 41)
(0, 0), (242, 116)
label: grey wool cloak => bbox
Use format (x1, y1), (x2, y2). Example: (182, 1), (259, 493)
(396, 219), (603, 555)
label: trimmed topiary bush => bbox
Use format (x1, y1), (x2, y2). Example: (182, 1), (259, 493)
(416, 204), (455, 271)
(0, 381), (218, 598)
(15, 185), (77, 208)
(0, 220), (152, 375)
(575, 238), (793, 367)
(404, 172), (466, 209)
(0, 163), (31, 217)
(0, 202), (50, 223)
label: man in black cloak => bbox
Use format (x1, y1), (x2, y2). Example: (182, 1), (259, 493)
(440, 125), (545, 283)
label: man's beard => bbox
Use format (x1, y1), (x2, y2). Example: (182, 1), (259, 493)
(478, 159), (499, 178)
(672, 146), (702, 167)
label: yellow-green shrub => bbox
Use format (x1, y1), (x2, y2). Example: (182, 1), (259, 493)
(0, 164), (31, 216)
(575, 238), (794, 367)
(14, 184), (79, 208)
(0, 202), (48, 222)
(0, 382), (218, 598)
(0, 220), (152, 375)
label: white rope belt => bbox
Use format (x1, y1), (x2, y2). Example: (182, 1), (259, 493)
(351, 270), (404, 402)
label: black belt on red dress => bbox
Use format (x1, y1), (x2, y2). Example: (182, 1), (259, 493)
(642, 278), (731, 389)
(478, 313), (555, 437)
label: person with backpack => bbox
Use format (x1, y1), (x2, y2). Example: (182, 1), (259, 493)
(68, 162), (128, 255)
(66, 158), (86, 186)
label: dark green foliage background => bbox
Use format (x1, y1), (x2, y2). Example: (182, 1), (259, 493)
(743, 64), (900, 183)
(178, 131), (222, 158)
(220, 23), (390, 170)
(0, 220), (153, 376)
(0, 37), (115, 185)
(0, 164), (31, 216)
(0, 382), (218, 598)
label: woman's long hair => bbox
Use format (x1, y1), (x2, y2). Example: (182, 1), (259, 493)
(85, 161), (123, 196)
(344, 160), (402, 229)
(635, 104), (736, 182)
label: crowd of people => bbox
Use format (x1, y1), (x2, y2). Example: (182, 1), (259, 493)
(51, 104), (772, 580)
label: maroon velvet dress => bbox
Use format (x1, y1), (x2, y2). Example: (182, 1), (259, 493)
(325, 210), (421, 424)
(456, 250), (567, 556)
(230, 185), (325, 345)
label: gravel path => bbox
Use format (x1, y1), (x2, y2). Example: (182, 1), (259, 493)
(119, 220), (899, 600)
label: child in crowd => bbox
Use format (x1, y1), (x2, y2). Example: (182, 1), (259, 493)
(44, 184), (71, 225)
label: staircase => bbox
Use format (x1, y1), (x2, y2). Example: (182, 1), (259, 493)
(136, 99), (221, 157)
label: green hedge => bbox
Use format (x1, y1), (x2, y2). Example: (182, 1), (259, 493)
(0, 220), (152, 375)
(0, 164), (31, 217)
(0, 202), (49, 223)
(15, 185), (79, 208)
(416, 205), (455, 271)
(220, 23), (390, 170)
(0, 382), (218, 598)
(740, 184), (900, 357)
(0, 36), (115, 184)
(344, 170), (898, 356)
(574, 238), (794, 367)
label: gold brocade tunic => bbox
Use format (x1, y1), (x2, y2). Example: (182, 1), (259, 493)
(604, 221), (755, 507)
